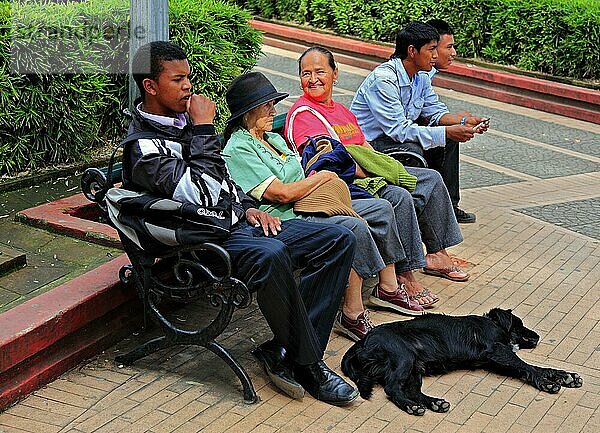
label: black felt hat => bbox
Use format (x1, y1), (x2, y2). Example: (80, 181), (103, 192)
(226, 72), (289, 123)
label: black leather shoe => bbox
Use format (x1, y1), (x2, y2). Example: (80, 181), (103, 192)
(454, 207), (476, 224)
(294, 360), (359, 406)
(252, 341), (304, 399)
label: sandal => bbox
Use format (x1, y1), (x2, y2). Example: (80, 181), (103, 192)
(408, 288), (439, 308)
(422, 266), (469, 282)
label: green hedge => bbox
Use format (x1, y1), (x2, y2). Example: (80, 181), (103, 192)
(235, 0), (600, 81)
(0, 0), (262, 176)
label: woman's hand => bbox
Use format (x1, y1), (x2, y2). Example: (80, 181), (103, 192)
(246, 208), (282, 236)
(355, 164), (369, 179)
(314, 170), (338, 182)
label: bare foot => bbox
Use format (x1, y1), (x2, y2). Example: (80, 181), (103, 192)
(397, 272), (439, 307)
(425, 249), (455, 270)
(424, 250), (469, 282)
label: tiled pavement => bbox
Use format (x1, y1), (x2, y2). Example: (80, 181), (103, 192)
(0, 45), (598, 432)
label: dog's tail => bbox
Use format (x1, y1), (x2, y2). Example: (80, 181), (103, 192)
(342, 341), (377, 400)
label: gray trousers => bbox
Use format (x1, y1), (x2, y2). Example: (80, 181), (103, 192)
(304, 197), (406, 279)
(378, 167), (463, 274)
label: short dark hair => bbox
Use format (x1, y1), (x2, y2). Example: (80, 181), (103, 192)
(298, 46), (337, 74)
(391, 22), (439, 60)
(131, 41), (187, 99)
(426, 19), (453, 36)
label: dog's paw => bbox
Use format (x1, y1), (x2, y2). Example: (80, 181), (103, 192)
(404, 404), (426, 416)
(428, 398), (450, 413)
(561, 372), (583, 388)
(538, 379), (561, 393)
(357, 380), (374, 399)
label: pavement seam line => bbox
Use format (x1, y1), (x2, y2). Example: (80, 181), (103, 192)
(459, 154), (540, 181)
(434, 87), (600, 134)
(486, 129), (600, 164)
(462, 172), (600, 208)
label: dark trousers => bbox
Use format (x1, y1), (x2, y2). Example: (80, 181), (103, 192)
(371, 137), (461, 207)
(223, 219), (355, 365)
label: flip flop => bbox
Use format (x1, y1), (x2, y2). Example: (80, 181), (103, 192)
(423, 266), (469, 282)
(408, 288), (439, 308)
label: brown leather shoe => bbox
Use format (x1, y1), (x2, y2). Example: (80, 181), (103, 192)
(334, 310), (374, 342)
(369, 284), (425, 316)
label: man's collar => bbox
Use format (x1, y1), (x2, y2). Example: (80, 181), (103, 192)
(392, 58), (411, 86)
(137, 103), (187, 129)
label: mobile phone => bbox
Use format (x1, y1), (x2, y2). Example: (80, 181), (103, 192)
(473, 117), (490, 131)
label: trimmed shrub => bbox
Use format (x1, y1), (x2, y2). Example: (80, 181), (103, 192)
(237, 0), (600, 81)
(1, 0), (129, 175)
(0, 0), (262, 176)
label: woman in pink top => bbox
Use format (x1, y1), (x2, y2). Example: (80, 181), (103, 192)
(285, 47), (468, 307)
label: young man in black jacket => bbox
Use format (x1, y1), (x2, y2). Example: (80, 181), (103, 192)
(123, 41), (358, 406)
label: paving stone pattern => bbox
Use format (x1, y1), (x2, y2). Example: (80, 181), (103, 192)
(460, 161), (523, 190)
(517, 198), (600, 241)
(441, 98), (600, 157)
(460, 134), (599, 179)
(0, 46), (598, 432)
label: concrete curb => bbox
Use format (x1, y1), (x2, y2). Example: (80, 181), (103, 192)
(0, 254), (137, 410)
(1, 196), (130, 410)
(251, 20), (600, 124)
(16, 193), (120, 248)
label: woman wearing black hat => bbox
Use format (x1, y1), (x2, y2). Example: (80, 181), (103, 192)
(223, 73), (425, 351)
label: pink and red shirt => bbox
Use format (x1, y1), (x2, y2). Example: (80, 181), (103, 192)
(285, 94), (365, 154)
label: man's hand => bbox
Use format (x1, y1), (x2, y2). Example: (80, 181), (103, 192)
(246, 208), (282, 236)
(465, 116), (490, 134)
(446, 124), (475, 142)
(187, 93), (216, 125)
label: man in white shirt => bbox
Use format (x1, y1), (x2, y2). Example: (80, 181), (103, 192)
(351, 22), (489, 223)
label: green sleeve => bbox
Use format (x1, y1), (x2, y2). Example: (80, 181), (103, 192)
(223, 137), (276, 194)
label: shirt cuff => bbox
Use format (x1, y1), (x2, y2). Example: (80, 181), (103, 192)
(421, 126), (446, 150)
(430, 110), (449, 126)
(249, 175), (277, 200)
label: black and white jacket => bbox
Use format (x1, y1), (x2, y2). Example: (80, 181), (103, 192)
(121, 101), (254, 227)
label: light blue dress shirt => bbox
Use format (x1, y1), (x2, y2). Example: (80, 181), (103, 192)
(350, 58), (449, 150)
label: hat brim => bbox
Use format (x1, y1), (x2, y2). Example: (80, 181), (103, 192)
(226, 92), (289, 123)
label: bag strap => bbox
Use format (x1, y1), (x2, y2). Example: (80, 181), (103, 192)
(287, 105), (341, 148)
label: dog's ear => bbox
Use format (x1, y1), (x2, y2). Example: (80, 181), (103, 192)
(487, 308), (514, 332)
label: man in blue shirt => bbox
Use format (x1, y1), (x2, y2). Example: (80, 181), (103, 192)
(351, 21), (489, 223)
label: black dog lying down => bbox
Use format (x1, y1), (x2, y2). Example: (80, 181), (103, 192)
(341, 308), (582, 415)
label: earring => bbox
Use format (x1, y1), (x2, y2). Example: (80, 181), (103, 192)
(333, 80), (338, 86)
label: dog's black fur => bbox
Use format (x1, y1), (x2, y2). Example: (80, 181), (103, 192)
(341, 308), (582, 415)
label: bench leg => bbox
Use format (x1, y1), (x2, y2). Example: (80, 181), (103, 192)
(115, 335), (168, 365)
(206, 341), (258, 404)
